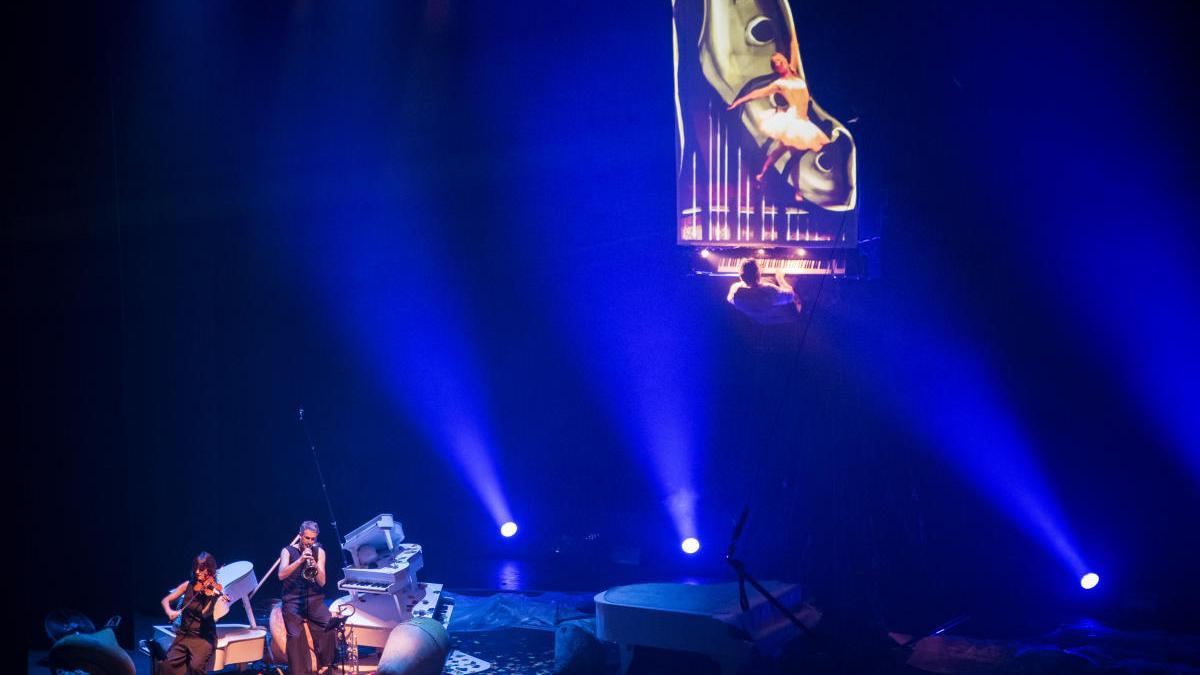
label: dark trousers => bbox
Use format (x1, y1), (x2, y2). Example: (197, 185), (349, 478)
(158, 634), (213, 675)
(283, 593), (336, 675)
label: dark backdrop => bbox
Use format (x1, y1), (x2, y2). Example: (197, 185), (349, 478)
(15, 0), (1200, 649)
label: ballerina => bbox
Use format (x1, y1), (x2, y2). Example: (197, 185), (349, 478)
(727, 41), (831, 201)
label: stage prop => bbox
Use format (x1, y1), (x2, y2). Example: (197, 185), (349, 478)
(327, 514), (452, 647)
(595, 581), (807, 674)
(320, 512), (466, 672)
(377, 617), (451, 675)
(674, 0), (861, 277)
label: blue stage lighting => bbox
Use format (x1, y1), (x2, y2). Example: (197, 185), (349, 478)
(681, 537), (700, 554)
(825, 304), (1091, 581)
(1080, 572), (1099, 590)
(500, 521), (518, 538)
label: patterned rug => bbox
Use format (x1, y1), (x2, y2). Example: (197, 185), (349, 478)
(449, 627), (557, 674)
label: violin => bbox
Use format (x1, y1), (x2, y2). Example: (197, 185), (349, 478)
(192, 578), (224, 597)
(174, 574), (226, 621)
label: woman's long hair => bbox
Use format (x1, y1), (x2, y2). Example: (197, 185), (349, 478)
(183, 551), (219, 603)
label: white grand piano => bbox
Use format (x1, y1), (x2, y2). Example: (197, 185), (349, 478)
(595, 581), (811, 674)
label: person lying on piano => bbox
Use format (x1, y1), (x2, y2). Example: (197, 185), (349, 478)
(156, 551), (227, 675)
(726, 259), (802, 325)
(278, 520), (336, 675)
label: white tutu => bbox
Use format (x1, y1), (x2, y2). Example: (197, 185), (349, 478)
(756, 107), (831, 152)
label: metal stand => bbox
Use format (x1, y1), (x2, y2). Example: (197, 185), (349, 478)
(724, 507), (821, 642)
(298, 407), (351, 568)
(329, 604), (358, 673)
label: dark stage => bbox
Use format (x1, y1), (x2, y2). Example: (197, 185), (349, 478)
(14, 0), (1200, 673)
(26, 553), (1200, 673)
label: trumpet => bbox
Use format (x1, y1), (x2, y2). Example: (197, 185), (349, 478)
(300, 542), (321, 581)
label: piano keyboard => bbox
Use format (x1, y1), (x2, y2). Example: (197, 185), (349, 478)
(339, 544), (423, 596)
(424, 597), (454, 630)
(338, 578), (408, 595)
(713, 256), (845, 276)
(409, 582), (453, 629)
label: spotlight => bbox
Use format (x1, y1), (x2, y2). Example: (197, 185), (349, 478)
(795, 248), (807, 257)
(699, 249), (711, 259)
(681, 537), (700, 554)
(756, 249), (766, 256)
(1080, 572), (1099, 590)
(500, 522), (518, 538)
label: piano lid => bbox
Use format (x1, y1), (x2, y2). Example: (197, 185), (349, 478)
(342, 514), (405, 568)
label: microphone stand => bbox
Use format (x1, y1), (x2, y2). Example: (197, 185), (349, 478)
(724, 507), (818, 641)
(298, 407), (351, 568)
(725, 510), (904, 671)
(329, 604), (357, 672)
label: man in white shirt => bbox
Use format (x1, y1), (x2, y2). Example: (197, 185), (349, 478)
(727, 259), (802, 325)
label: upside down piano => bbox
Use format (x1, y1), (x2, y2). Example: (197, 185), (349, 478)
(329, 513), (453, 650)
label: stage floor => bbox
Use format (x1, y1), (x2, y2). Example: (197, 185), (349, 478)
(28, 555), (1200, 673)
(29, 623), (562, 675)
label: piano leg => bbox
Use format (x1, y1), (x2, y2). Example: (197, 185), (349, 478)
(242, 597), (258, 629)
(619, 644), (634, 674)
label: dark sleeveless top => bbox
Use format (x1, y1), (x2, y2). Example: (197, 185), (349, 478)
(282, 544), (322, 600)
(176, 582), (218, 641)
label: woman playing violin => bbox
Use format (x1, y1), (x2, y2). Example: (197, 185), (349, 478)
(157, 551), (226, 675)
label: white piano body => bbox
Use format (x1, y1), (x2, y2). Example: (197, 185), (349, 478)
(330, 581), (446, 649)
(331, 513), (451, 649)
(595, 581), (808, 674)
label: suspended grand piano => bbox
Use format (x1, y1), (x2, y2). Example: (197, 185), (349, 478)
(673, 0), (874, 280)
